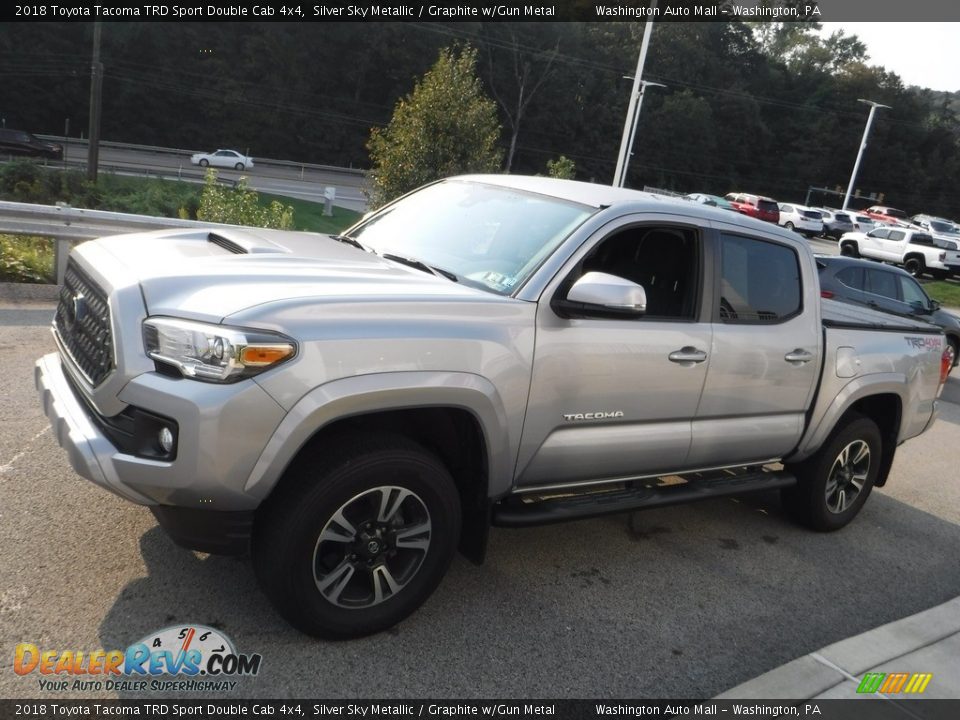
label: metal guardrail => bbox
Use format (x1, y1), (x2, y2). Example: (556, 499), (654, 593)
(0, 200), (243, 284)
(37, 135), (368, 178)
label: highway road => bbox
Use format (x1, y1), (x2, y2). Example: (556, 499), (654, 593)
(35, 139), (370, 212)
(1, 300), (959, 701)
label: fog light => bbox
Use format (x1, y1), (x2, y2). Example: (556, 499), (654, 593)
(158, 427), (175, 454)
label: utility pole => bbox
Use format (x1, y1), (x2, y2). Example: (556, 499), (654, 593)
(842, 99), (890, 211)
(623, 80), (666, 184)
(612, 0), (658, 188)
(87, 22), (103, 182)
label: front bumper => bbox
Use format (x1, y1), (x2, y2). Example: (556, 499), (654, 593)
(36, 352), (287, 553)
(36, 352), (156, 505)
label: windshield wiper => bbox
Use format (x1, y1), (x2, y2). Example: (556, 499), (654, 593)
(381, 253), (459, 283)
(331, 234), (372, 252)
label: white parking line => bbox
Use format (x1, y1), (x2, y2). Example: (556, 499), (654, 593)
(0, 426), (50, 476)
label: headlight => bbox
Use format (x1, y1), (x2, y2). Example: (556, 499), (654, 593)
(143, 317), (296, 383)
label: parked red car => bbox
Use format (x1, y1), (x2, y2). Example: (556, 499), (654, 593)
(863, 205), (909, 227)
(724, 193), (780, 224)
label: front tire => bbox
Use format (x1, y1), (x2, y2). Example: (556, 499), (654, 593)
(782, 415), (881, 531)
(235, 162), (245, 170)
(253, 434), (461, 639)
(840, 243), (859, 258)
(199, 159), (209, 167)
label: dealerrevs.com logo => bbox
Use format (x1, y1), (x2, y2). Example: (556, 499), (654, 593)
(14, 625), (262, 693)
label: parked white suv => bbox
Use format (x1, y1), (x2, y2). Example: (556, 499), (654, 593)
(778, 204), (824, 237)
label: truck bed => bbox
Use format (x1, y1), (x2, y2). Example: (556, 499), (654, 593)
(821, 297), (943, 334)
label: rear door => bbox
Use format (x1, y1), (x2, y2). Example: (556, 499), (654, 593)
(879, 228), (907, 261)
(687, 227), (820, 467)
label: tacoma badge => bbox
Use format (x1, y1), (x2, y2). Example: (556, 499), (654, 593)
(562, 411), (625, 421)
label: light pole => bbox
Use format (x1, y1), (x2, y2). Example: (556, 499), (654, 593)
(613, 0), (658, 188)
(87, 21), (103, 182)
(842, 99), (890, 211)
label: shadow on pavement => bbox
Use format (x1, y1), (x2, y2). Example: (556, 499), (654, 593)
(97, 487), (960, 699)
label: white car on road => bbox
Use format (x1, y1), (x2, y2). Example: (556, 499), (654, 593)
(190, 149), (254, 171)
(778, 203), (824, 237)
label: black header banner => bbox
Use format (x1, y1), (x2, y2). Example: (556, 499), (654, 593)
(5, 0), (960, 23)
(3, 700), (960, 720)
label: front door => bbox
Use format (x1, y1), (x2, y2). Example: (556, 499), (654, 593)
(515, 218), (713, 488)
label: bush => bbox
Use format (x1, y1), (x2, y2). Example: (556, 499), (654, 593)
(196, 169), (294, 229)
(546, 155), (576, 180)
(0, 160), (100, 206)
(0, 235), (54, 283)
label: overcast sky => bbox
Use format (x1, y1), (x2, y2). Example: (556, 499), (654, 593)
(820, 23), (959, 93)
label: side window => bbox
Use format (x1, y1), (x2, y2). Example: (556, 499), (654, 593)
(571, 226), (700, 320)
(869, 228), (889, 239)
(898, 276), (929, 308)
(781, 205), (794, 213)
(888, 230), (905, 241)
(719, 234), (801, 323)
(909, 234), (933, 246)
(865, 270), (898, 299)
(836, 266), (865, 290)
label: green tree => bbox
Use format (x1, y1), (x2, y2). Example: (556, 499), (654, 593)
(196, 169), (294, 229)
(366, 45), (503, 208)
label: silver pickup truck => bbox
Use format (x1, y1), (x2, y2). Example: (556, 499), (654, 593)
(36, 176), (952, 638)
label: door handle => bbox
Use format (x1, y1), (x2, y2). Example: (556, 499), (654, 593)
(668, 347), (708, 364)
(784, 349), (814, 364)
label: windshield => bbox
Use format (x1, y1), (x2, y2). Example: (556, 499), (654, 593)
(929, 219), (959, 235)
(347, 181), (594, 295)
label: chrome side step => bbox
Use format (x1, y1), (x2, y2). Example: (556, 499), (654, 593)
(491, 468), (796, 528)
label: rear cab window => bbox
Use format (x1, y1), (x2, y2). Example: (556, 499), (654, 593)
(718, 234), (801, 323)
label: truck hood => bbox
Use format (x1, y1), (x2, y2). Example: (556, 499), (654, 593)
(88, 227), (497, 321)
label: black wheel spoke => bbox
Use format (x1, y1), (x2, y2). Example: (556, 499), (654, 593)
(312, 485), (432, 609)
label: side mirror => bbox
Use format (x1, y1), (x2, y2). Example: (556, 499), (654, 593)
(930, 299), (941, 312)
(566, 272), (647, 314)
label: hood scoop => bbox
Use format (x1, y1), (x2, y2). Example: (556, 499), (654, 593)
(207, 229), (285, 255)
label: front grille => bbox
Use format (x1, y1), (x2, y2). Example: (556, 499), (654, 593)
(54, 260), (114, 386)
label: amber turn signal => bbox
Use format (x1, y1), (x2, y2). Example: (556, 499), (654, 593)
(239, 344), (295, 367)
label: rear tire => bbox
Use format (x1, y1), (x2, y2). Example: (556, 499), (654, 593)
(904, 257), (924, 278)
(199, 159), (209, 167)
(948, 337), (958, 369)
(253, 434), (461, 639)
(785, 221), (795, 231)
(782, 415), (881, 531)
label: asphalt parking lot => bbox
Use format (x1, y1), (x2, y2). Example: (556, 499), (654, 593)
(2, 300), (959, 700)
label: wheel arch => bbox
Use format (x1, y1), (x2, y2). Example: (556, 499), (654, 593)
(244, 372), (512, 562)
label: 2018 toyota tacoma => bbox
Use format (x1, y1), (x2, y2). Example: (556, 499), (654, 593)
(36, 176), (952, 638)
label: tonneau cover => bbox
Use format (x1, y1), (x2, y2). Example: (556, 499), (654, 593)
(821, 298), (942, 334)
